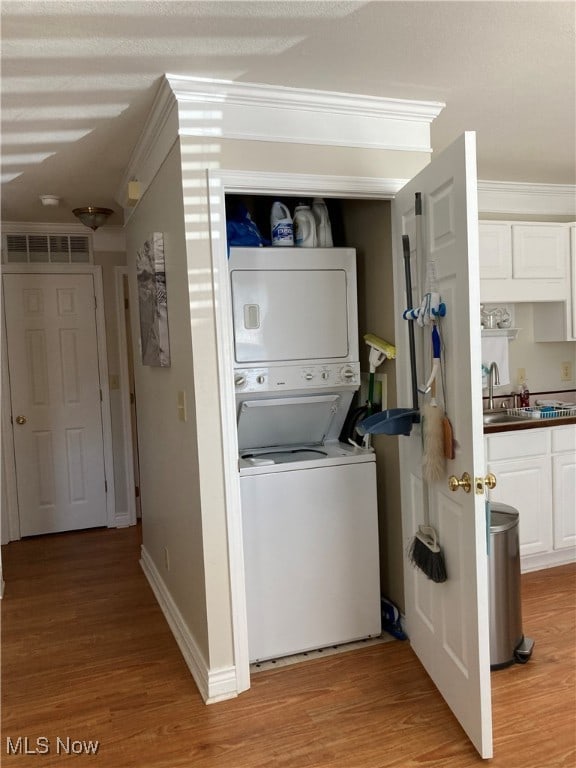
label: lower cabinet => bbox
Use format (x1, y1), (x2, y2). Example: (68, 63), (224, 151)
(485, 425), (576, 571)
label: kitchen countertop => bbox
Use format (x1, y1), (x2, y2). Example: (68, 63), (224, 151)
(484, 415), (576, 434)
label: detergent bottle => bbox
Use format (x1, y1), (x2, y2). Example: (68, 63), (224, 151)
(270, 202), (294, 246)
(312, 198), (333, 247)
(293, 204), (317, 247)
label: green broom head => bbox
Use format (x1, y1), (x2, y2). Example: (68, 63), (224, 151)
(409, 525), (447, 583)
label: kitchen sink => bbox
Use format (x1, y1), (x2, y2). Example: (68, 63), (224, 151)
(483, 411), (528, 425)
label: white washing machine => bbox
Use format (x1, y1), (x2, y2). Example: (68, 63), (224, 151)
(237, 382), (381, 663)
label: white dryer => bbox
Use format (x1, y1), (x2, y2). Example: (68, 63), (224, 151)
(237, 380), (381, 663)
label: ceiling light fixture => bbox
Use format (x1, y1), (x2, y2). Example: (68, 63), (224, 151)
(72, 206), (114, 231)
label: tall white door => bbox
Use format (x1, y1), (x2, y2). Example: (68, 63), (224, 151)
(3, 273), (107, 536)
(392, 133), (493, 757)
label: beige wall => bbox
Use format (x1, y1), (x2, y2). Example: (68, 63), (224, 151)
(507, 304), (576, 393)
(125, 143), (211, 663)
(341, 200), (405, 609)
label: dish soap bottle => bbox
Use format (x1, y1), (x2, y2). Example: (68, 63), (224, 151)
(519, 380), (530, 408)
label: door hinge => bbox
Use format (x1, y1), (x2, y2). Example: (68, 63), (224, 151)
(105, 480), (108, 493)
(124, 297), (129, 309)
(130, 392), (135, 405)
(100, 389), (103, 402)
(94, 295), (97, 310)
(135, 486), (140, 498)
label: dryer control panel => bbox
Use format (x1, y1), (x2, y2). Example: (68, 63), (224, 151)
(234, 362), (360, 393)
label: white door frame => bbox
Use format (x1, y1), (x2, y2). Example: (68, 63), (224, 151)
(114, 266), (137, 527)
(1, 264), (117, 538)
(206, 169), (405, 694)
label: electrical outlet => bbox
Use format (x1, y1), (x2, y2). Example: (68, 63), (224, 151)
(560, 362), (573, 382)
(164, 546), (170, 571)
(517, 368), (526, 384)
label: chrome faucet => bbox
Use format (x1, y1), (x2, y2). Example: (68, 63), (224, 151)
(488, 361), (500, 411)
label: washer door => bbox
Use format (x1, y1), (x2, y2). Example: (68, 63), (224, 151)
(236, 394), (341, 451)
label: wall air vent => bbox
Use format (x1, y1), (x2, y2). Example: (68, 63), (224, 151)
(2, 232), (92, 264)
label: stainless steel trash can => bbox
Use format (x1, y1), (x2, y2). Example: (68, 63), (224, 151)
(489, 502), (534, 670)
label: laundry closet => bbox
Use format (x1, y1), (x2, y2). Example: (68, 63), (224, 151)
(126, 76), (493, 758)
(225, 194), (403, 662)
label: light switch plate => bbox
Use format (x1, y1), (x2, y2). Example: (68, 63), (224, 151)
(177, 390), (187, 422)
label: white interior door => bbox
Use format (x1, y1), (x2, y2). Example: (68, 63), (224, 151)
(3, 273), (107, 536)
(392, 133), (493, 758)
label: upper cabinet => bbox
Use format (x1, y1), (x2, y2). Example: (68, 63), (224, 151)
(532, 224), (576, 341)
(479, 221), (570, 303)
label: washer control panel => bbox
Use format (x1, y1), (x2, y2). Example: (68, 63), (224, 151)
(234, 363), (360, 392)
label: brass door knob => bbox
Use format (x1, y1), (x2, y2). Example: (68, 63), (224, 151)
(484, 473), (497, 490)
(448, 472), (472, 493)
(15, 415), (27, 425)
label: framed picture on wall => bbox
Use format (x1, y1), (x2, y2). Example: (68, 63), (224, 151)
(136, 232), (171, 367)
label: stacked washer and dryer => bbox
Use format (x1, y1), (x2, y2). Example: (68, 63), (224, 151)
(229, 247), (381, 663)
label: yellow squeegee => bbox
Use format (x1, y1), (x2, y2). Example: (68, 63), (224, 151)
(364, 333), (396, 372)
(364, 334), (396, 414)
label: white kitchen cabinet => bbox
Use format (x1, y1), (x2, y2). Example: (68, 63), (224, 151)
(512, 225), (568, 279)
(478, 223), (511, 280)
(486, 430), (552, 559)
(479, 221), (570, 304)
(532, 224), (576, 341)
(485, 424), (576, 571)
(552, 425), (576, 550)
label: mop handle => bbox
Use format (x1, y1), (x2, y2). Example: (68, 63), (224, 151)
(402, 234), (419, 413)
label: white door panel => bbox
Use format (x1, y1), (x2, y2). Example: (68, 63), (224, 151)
(393, 133), (492, 758)
(3, 273), (107, 536)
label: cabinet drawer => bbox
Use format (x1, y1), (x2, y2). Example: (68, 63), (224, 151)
(486, 429), (549, 461)
(552, 425), (576, 454)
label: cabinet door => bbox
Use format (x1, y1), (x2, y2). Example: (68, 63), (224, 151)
(487, 456), (552, 557)
(479, 223), (511, 279)
(512, 225), (569, 279)
(552, 452), (576, 550)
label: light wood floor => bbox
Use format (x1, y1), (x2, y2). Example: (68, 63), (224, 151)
(2, 525), (575, 767)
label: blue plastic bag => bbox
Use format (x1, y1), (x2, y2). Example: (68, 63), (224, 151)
(226, 203), (269, 254)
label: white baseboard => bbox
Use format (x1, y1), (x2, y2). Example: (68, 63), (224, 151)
(139, 545), (238, 704)
(521, 548), (576, 573)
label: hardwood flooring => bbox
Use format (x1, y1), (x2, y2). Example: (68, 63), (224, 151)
(1, 526), (575, 767)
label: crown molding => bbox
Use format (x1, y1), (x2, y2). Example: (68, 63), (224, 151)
(167, 75), (444, 123)
(115, 77), (179, 218)
(478, 180), (576, 216)
(168, 75), (444, 155)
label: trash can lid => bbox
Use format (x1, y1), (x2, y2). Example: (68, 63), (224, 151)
(490, 508), (519, 532)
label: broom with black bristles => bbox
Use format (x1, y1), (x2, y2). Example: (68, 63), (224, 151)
(409, 370), (448, 582)
(408, 363), (448, 584)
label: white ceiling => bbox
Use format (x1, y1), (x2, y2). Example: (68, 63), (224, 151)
(2, 0), (575, 226)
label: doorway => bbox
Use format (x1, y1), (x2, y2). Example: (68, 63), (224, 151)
(1, 264), (116, 539)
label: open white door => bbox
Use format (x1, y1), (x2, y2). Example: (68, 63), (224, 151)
(392, 132), (492, 758)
